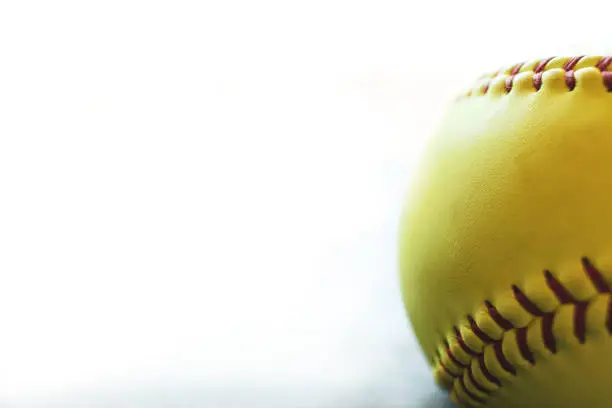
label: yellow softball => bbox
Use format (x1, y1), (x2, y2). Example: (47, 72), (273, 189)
(398, 55), (612, 408)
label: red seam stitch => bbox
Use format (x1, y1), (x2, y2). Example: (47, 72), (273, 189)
(484, 300), (514, 330)
(504, 77), (513, 93)
(563, 56), (584, 71)
(504, 62), (525, 93)
(515, 327), (535, 365)
(478, 354), (501, 386)
(467, 314), (495, 343)
(561, 57), (583, 91)
(534, 57), (555, 73)
(455, 327), (480, 356)
(467, 365), (491, 395)
(439, 360), (460, 378)
(574, 302), (589, 344)
(533, 72), (543, 91)
(446, 345), (469, 369)
(464, 55), (612, 98)
(482, 81), (490, 94)
(510, 63), (524, 75)
(493, 341), (516, 375)
(565, 71), (577, 91)
(512, 284), (545, 316)
(602, 72), (612, 92)
(582, 257), (611, 293)
(541, 313), (557, 354)
(596, 58), (612, 92)
(459, 376), (485, 404)
(440, 255), (612, 406)
(596, 56), (612, 71)
(544, 270), (576, 303)
(533, 57), (555, 91)
(607, 296), (612, 335)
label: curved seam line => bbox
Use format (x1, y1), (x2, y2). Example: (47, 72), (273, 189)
(461, 55), (612, 98)
(435, 257), (612, 406)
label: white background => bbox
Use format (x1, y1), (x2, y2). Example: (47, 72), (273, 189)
(0, 1), (609, 407)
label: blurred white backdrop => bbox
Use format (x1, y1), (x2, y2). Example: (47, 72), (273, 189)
(0, 1), (609, 407)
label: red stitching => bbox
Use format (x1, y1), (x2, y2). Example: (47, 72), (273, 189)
(493, 341), (516, 375)
(596, 56), (612, 71)
(446, 344), (469, 369)
(440, 257), (612, 406)
(510, 63), (524, 75)
(504, 77), (513, 93)
(583, 257), (610, 292)
(512, 284), (545, 316)
(478, 354), (501, 386)
(562, 55), (584, 71)
(533, 72), (543, 91)
(482, 81), (490, 94)
(532, 57), (554, 91)
(607, 296), (612, 335)
(459, 376), (485, 404)
(467, 314), (495, 343)
(515, 327), (535, 365)
(562, 56), (583, 90)
(439, 360), (459, 378)
(574, 302), (589, 344)
(544, 270), (576, 304)
(467, 365), (491, 395)
(474, 56), (612, 96)
(541, 313), (557, 354)
(505, 62), (524, 93)
(534, 57), (554, 73)
(485, 300), (514, 330)
(455, 327), (480, 356)
(565, 71), (577, 91)
(603, 72), (612, 92)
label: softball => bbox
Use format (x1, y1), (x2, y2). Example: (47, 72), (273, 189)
(398, 55), (612, 407)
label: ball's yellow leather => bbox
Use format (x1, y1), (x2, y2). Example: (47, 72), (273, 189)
(398, 56), (612, 407)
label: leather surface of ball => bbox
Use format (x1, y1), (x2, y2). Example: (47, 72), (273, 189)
(398, 55), (612, 407)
